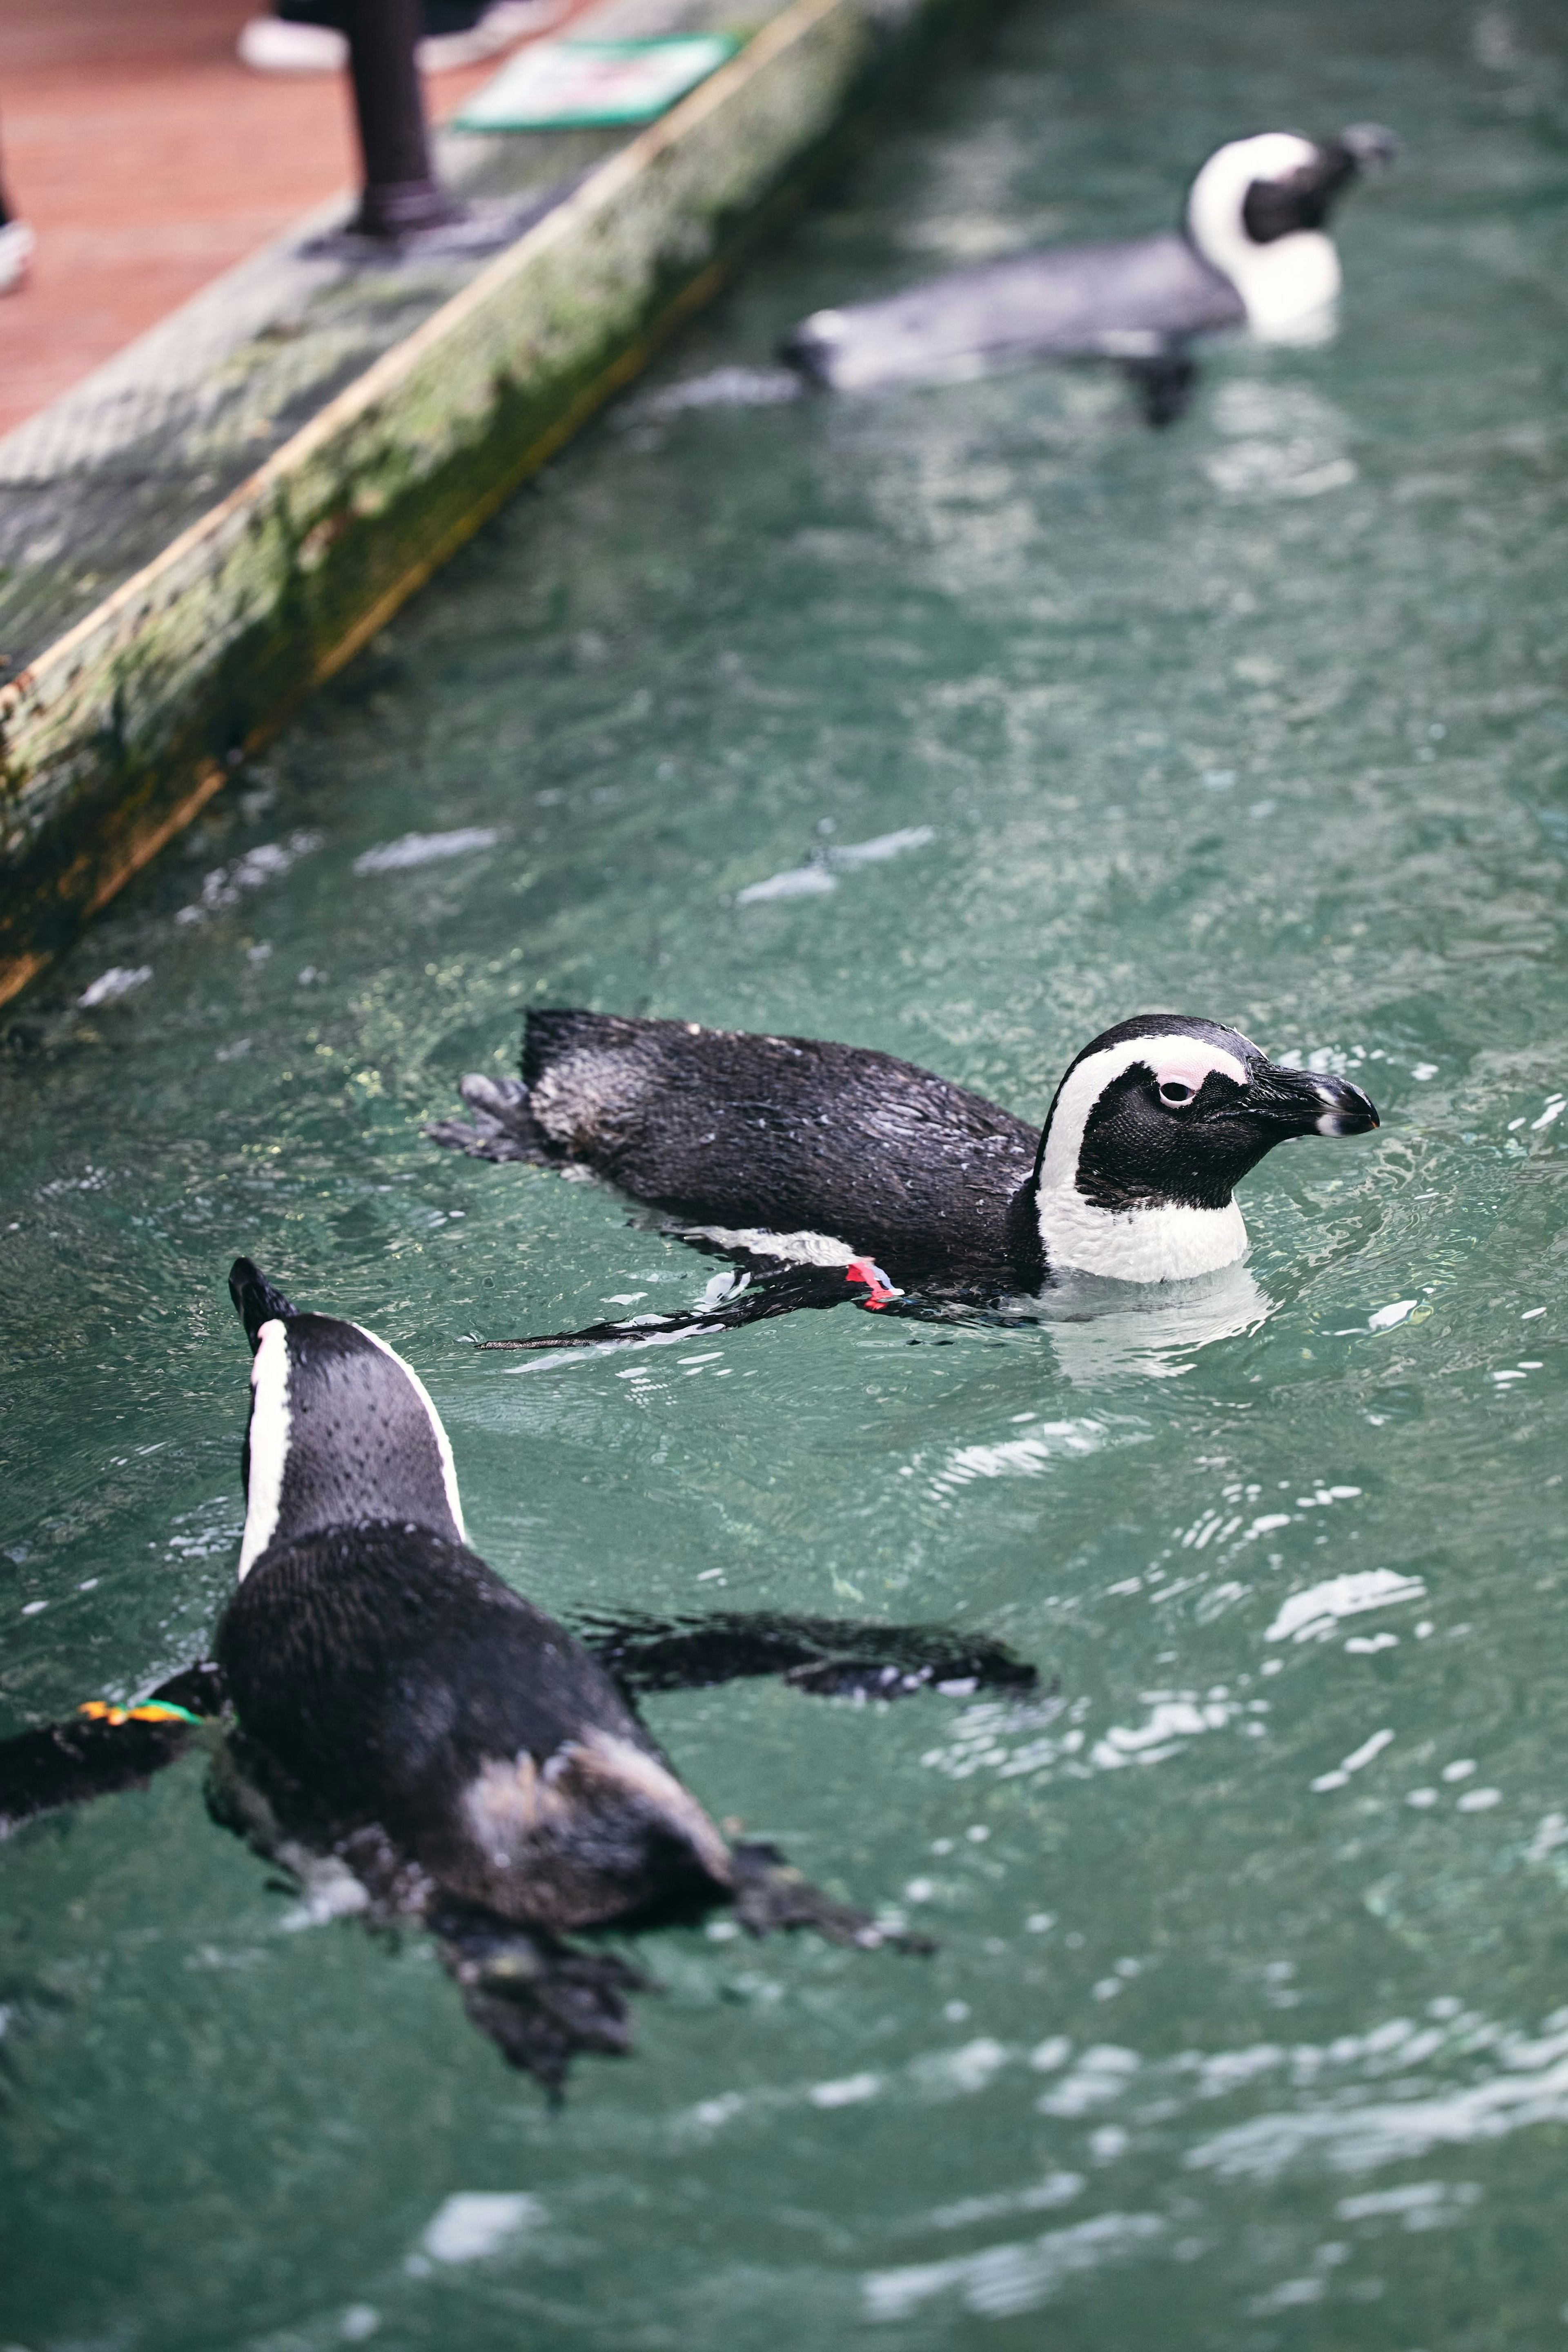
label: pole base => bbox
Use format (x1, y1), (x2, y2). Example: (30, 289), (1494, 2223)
(301, 189), (570, 267)
(350, 178), (460, 239)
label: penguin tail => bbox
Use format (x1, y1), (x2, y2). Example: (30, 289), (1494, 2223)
(425, 1073), (548, 1164)
(229, 1258), (300, 1349)
(728, 1840), (935, 1955)
(431, 1900), (650, 2099)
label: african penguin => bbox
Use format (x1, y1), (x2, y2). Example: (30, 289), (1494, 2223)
(780, 124), (1396, 421)
(209, 1259), (951, 2082)
(431, 1009), (1378, 1306)
(224, 1261), (733, 1935)
(0, 1260), (1042, 2082)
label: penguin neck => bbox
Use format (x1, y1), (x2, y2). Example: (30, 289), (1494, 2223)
(1034, 1173), (1249, 1284)
(1030, 1082), (1249, 1283)
(1208, 228), (1341, 342)
(236, 1315), (466, 1581)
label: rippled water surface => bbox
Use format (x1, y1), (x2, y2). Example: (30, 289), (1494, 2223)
(4, 0), (1568, 2342)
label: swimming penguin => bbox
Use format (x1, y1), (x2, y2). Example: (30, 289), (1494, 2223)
(0, 1260), (1033, 2089)
(430, 1009), (1378, 1346)
(780, 125), (1397, 423)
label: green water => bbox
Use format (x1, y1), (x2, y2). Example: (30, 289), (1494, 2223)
(4, 0), (1568, 2341)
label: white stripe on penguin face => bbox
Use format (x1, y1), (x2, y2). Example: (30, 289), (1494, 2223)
(1036, 1031), (1254, 1283)
(238, 1318), (291, 1579)
(1038, 1032), (1251, 1197)
(352, 1323), (467, 1544)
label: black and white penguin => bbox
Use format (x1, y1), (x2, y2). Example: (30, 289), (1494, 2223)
(219, 1260), (931, 1974)
(431, 1009), (1379, 1328)
(780, 125), (1396, 421)
(0, 1262), (1039, 2085)
(219, 1261), (744, 1943)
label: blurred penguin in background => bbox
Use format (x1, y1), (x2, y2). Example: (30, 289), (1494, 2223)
(781, 124), (1397, 424)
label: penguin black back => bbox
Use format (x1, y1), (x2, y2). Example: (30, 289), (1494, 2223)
(478, 1008), (1041, 1292)
(218, 1523), (647, 1830)
(0, 1262), (1045, 2086)
(223, 1260), (735, 1932)
(217, 1519), (731, 1933)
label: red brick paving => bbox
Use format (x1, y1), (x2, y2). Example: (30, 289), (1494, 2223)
(0, 2), (531, 438)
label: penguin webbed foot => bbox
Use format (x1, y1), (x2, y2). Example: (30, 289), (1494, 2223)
(578, 1608), (1039, 1705)
(425, 1074), (546, 1165)
(431, 1899), (650, 2097)
(1120, 347), (1198, 428)
(728, 1841), (933, 1954)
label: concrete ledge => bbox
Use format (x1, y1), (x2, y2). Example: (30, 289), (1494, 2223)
(0, 0), (976, 1003)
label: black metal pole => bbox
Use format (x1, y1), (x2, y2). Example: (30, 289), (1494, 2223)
(345, 0), (456, 239)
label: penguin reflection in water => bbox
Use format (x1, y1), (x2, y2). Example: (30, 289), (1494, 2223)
(780, 125), (1397, 423)
(430, 1009), (1379, 1352)
(0, 1262), (1034, 2093)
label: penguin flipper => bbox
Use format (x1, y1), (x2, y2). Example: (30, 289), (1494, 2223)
(0, 1661), (226, 1838)
(425, 1074), (548, 1164)
(466, 1261), (891, 1354)
(575, 1609), (1039, 1704)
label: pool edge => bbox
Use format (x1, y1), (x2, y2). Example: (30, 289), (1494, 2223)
(0, 0), (1002, 1008)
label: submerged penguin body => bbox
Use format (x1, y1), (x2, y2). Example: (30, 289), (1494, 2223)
(504, 1008), (1042, 1291)
(785, 233), (1243, 394)
(434, 1009), (1379, 1300)
(782, 126), (1396, 412)
(0, 1266), (1040, 2088)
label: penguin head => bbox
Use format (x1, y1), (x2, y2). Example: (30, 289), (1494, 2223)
(1186, 125), (1396, 339)
(1033, 1018), (1378, 1284)
(229, 1258), (466, 1579)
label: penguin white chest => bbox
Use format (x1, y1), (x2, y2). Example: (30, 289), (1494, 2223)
(1037, 1185), (1248, 1283)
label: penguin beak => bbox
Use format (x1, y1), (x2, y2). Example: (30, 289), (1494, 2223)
(1338, 123), (1400, 172)
(1248, 1064), (1381, 1139)
(229, 1256), (300, 1352)
(1243, 126), (1398, 242)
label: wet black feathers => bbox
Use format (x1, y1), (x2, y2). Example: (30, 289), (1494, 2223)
(217, 1525), (655, 1838)
(583, 1609), (1039, 1701)
(521, 1009), (1040, 1290)
(781, 234), (1243, 392)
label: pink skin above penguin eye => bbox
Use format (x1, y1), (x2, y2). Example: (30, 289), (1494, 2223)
(1152, 1043), (1237, 1108)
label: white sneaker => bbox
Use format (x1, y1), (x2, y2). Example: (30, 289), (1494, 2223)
(238, 1), (563, 76)
(237, 14), (349, 72)
(0, 219), (35, 295)
(418, 1), (566, 69)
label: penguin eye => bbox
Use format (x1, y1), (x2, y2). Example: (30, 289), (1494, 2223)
(1157, 1077), (1196, 1108)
